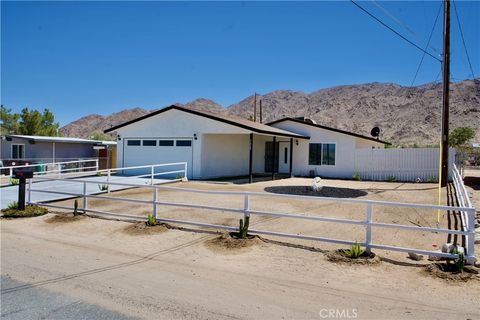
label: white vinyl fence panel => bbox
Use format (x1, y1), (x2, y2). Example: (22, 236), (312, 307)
(354, 148), (456, 182)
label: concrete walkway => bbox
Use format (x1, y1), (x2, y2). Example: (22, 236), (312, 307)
(0, 175), (171, 209)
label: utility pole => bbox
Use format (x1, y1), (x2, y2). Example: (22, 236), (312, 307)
(440, 0), (450, 187)
(253, 93), (257, 122)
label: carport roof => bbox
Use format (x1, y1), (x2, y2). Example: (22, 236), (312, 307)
(5, 135), (116, 145)
(104, 105), (309, 139)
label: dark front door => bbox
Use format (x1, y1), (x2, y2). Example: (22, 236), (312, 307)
(265, 141), (279, 173)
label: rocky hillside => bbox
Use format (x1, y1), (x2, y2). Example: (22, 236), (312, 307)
(60, 79), (479, 145)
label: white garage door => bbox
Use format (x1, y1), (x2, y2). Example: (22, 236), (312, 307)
(123, 138), (193, 179)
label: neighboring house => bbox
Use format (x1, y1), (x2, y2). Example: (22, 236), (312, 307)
(0, 135), (116, 168)
(105, 105), (388, 180)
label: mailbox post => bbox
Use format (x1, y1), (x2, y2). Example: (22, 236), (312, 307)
(13, 168), (34, 210)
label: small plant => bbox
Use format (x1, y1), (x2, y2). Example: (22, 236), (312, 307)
(175, 175), (182, 180)
(73, 199), (83, 216)
(387, 176), (397, 182)
(9, 178), (19, 185)
(352, 173), (361, 181)
(96, 171), (103, 177)
(147, 214), (157, 226)
(427, 176), (437, 183)
(98, 184), (108, 191)
(238, 216), (250, 239)
(7, 201), (18, 210)
(344, 242), (365, 259)
(450, 247), (465, 273)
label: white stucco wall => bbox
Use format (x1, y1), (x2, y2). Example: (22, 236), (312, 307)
(270, 120), (383, 179)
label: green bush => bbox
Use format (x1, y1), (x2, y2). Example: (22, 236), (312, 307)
(352, 173), (361, 181)
(1, 205), (48, 218)
(344, 242), (365, 259)
(9, 178), (19, 185)
(427, 176), (437, 183)
(147, 214), (156, 226)
(387, 176), (397, 182)
(96, 171), (103, 177)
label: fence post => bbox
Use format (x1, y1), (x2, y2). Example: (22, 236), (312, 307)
(9, 168), (13, 177)
(365, 204), (373, 254)
(83, 181), (88, 214)
(466, 209), (476, 265)
(243, 194), (250, 221)
(151, 166), (154, 185)
(95, 159), (99, 173)
(184, 162), (188, 181)
(28, 178), (32, 204)
(107, 169), (111, 193)
(153, 188), (158, 219)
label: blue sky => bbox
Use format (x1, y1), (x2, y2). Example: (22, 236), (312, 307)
(1, 1), (479, 125)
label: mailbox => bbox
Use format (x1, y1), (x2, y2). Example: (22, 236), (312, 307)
(13, 168), (34, 179)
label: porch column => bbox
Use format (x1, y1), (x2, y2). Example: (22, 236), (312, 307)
(289, 138), (293, 178)
(271, 136), (276, 180)
(249, 133), (253, 184)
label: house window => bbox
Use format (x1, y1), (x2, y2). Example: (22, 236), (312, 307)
(308, 143), (322, 165)
(127, 140), (141, 146)
(11, 144), (25, 159)
(159, 140), (174, 146)
(308, 143), (336, 166)
(322, 144), (336, 166)
(176, 140), (192, 147)
(142, 140), (157, 146)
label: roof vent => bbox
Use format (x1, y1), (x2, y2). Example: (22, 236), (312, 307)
(294, 117), (317, 125)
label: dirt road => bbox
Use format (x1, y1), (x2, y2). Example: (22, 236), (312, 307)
(1, 215), (479, 320)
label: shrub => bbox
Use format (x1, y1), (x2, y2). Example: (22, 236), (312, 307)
(450, 247), (465, 273)
(352, 173), (361, 181)
(238, 216), (250, 239)
(427, 176), (437, 183)
(1, 205), (48, 218)
(96, 171), (103, 177)
(387, 176), (397, 182)
(9, 178), (19, 185)
(175, 175), (182, 180)
(7, 201), (18, 210)
(344, 242), (365, 259)
(147, 214), (156, 226)
(98, 184), (108, 191)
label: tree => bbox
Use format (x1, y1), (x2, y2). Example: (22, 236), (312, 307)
(0, 105), (20, 134)
(1, 107), (60, 136)
(449, 127), (475, 147)
(89, 130), (114, 141)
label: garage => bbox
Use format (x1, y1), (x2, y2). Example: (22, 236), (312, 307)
(123, 137), (193, 179)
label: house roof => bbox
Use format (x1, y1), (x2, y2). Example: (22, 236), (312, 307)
(5, 135), (116, 145)
(104, 105), (309, 139)
(266, 118), (391, 145)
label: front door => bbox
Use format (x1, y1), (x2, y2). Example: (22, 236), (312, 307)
(278, 142), (290, 174)
(264, 141), (279, 173)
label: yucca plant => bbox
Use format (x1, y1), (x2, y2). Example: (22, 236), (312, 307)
(9, 178), (19, 185)
(238, 216), (250, 239)
(7, 201), (18, 210)
(352, 173), (361, 181)
(98, 184), (108, 191)
(147, 214), (156, 226)
(344, 242), (365, 259)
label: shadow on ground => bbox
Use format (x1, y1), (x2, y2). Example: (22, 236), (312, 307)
(264, 186), (368, 198)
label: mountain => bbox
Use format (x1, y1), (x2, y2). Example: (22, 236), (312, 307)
(60, 79), (480, 145)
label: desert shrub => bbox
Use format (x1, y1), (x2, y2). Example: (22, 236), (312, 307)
(147, 214), (157, 226)
(98, 184), (108, 191)
(344, 242), (365, 259)
(450, 247), (465, 273)
(427, 176), (437, 183)
(2, 205), (48, 218)
(387, 176), (397, 182)
(238, 216), (250, 239)
(96, 171), (103, 177)
(352, 173), (361, 181)
(7, 201), (18, 210)
(9, 178), (19, 185)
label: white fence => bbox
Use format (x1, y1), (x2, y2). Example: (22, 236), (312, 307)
(354, 148), (456, 182)
(27, 174), (476, 264)
(452, 163), (475, 255)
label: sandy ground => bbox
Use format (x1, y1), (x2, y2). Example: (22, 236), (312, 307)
(52, 178), (460, 262)
(1, 214), (479, 320)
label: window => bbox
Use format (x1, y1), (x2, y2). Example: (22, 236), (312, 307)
(142, 140), (157, 146)
(308, 143), (336, 166)
(127, 140), (141, 146)
(176, 140), (192, 147)
(12, 144), (25, 159)
(159, 140), (174, 146)
(309, 143), (322, 165)
(322, 144), (336, 165)
(284, 147), (288, 164)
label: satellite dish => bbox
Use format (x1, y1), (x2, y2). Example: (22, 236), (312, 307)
(371, 127), (380, 138)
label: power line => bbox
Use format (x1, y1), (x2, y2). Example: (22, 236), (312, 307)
(409, 2), (443, 87)
(350, 0), (442, 62)
(452, 0), (475, 78)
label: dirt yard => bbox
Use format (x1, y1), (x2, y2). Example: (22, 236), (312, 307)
(1, 213), (479, 320)
(52, 177), (460, 262)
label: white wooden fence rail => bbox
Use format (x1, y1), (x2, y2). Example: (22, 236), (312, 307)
(354, 148), (456, 182)
(27, 174), (476, 264)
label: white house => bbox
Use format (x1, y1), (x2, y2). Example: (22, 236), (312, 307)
(104, 105), (388, 181)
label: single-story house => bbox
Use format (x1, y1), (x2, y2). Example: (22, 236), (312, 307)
(0, 135), (117, 168)
(105, 105), (388, 181)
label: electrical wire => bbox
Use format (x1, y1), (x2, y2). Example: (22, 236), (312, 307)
(350, 0), (442, 62)
(452, 0), (476, 78)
